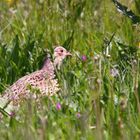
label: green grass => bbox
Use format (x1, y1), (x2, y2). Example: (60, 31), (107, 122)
(0, 0), (140, 139)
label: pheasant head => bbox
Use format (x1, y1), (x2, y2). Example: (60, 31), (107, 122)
(53, 46), (72, 69)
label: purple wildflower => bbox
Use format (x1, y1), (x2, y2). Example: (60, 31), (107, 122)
(9, 111), (15, 117)
(81, 55), (87, 61)
(110, 68), (119, 77)
(76, 112), (81, 118)
(56, 103), (61, 110)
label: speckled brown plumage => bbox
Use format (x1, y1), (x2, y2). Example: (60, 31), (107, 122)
(0, 46), (71, 115)
(2, 58), (59, 105)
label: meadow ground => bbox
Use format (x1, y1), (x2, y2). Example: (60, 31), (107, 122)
(0, 0), (140, 140)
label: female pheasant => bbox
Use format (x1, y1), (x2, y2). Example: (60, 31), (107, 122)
(0, 46), (71, 115)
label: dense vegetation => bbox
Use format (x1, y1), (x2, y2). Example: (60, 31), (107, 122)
(0, 0), (140, 139)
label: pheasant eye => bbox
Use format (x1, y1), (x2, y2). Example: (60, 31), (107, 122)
(60, 49), (63, 53)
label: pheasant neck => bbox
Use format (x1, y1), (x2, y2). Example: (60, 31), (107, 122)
(54, 57), (63, 70)
(42, 58), (54, 71)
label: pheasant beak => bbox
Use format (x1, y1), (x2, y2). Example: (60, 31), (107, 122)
(65, 51), (72, 56)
